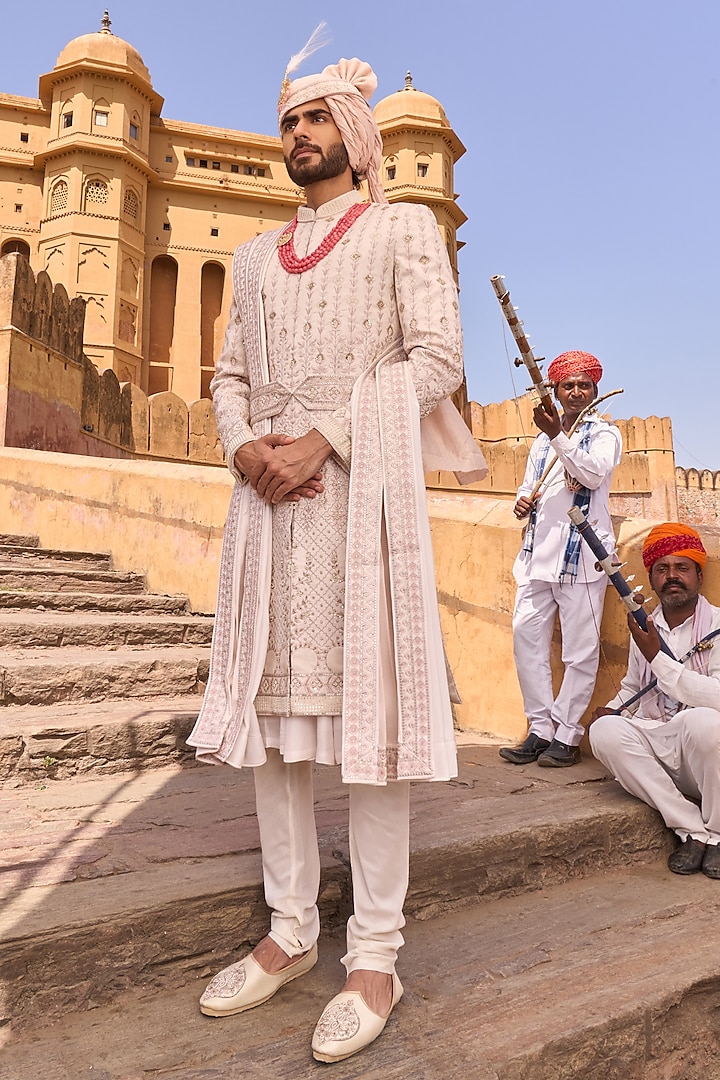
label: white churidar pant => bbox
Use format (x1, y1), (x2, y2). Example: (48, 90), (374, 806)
(254, 747), (410, 975)
(513, 576), (608, 745)
(590, 707), (720, 845)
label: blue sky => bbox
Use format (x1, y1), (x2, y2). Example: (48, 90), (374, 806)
(4, 1), (719, 468)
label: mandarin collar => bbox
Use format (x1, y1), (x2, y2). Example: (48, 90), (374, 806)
(296, 189), (365, 222)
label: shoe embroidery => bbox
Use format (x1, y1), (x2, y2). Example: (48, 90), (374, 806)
(314, 1000), (361, 1042)
(201, 960), (247, 1000)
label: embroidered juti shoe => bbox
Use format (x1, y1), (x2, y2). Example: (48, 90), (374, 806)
(311, 971), (403, 1063)
(199, 942), (318, 1017)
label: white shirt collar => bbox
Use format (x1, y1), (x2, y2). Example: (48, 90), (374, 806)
(296, 189), (365, 222)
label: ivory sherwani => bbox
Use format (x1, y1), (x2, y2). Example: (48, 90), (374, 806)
(189, 191), (467, 783)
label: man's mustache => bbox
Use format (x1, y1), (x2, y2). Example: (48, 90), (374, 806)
(292, 143), (321, 158)
(662, 580), (687, 591)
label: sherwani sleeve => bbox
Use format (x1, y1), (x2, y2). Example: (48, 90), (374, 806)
(209, 296), (255, 482)
(313, 204), (464, 471)
(549, 425), (622, 489)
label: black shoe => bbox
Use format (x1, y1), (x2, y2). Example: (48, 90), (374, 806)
(499, 733), (551, 764)
(668, 837), (706, 875)
(702, 844), (720, 879)
(536, 738), (581, 768)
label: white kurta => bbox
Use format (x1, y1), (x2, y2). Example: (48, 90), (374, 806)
(512, 414), (622, 744)
(591, 602), (720, 843)
(189, 191), (468, 783)
(513, 416), (622, 585)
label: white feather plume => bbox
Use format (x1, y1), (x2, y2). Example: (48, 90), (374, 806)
(285, 22), (331, 78)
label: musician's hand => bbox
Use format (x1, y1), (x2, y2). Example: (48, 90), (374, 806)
(533, 400), (562, 439)
(514, 496), (535, 520)
(627, 612), (661, 663)
(590, 707), (614, 724)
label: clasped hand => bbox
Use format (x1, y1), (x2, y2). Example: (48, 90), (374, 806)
(234, 431), (332, 505)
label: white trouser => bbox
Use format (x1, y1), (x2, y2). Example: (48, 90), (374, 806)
(254, 747), (410, 975)
(590, 708), (720, 845)
(513, 576), (608, 745)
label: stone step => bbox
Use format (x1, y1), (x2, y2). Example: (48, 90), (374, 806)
(0, 564), (146, 594)
(0, 544), (113, 570)
(0, 645), (211, 706)
(0, 610), (214, 649)
(0, 533), (38, 547)
(0, 698), (202, 782)
(4, 867), (719, 1078)
(0, 589), (191, 614)
(0, 747), (673, 1028)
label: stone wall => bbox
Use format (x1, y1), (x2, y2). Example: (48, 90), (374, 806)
(0, 253), (222, 465)
(676, 467), (720, 526)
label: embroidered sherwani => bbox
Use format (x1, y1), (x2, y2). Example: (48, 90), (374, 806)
(189, 191), (465, 784)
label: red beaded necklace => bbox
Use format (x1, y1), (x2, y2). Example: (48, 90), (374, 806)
(277, 202), (371, 274)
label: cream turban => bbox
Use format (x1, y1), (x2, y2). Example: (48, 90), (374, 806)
(279, 58), (387, 205)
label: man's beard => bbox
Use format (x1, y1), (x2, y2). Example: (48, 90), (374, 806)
(285, 141), (350, 187)
(660, 580), (697, 609)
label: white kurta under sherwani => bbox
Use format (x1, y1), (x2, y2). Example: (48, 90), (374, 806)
(188, 191), (482, 785)
(512, 415), (622, 744)
(591, 601), (720, 845)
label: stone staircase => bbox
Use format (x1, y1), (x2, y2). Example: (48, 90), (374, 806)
(0, 533), (212, 781)
(3, 533), (720, 1078)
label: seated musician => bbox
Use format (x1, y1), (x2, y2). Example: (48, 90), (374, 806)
(590, 523), (720, 878)
(500, 351), (622, 767)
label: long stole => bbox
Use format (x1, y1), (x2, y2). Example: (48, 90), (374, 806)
(342, 342), (456, 783)
(188, 233), (277, 762)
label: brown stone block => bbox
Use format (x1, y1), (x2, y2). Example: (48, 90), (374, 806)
(49, 281), (70, 357)
(67, 296), (86, 364)
(98, 368), (122, 444)
(148, 391), (189, 459)
(81, 354), (100, 434)
(120, 381), (149, 452)
(0, 251), (36, 333)
(188, 399), (222, 464)
(30, 270), (52, 347)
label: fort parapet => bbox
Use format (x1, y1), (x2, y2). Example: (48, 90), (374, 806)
(0, 253), (222, 464)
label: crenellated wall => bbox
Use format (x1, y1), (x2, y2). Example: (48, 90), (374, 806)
(423, 396), (679, 520)
(676, 467), (720, 526)
(0, 253), (222, 464)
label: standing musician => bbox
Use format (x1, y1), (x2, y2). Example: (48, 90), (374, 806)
(499, 350), (622, 767)
(590, 524), (720, 878)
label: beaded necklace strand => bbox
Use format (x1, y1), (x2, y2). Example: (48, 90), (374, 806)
(277, 202), (371, 274)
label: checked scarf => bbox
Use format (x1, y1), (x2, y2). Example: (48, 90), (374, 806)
(522, 421), (593, 583)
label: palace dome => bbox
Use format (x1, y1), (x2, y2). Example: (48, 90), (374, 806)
(374, 74), (450, 128)
(54, 13), (151, 84)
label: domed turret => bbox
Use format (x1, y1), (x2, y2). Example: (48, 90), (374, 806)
(374, 72), (451, 129)
(54, 10), (151, 83)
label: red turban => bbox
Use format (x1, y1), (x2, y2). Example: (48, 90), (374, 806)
(547, 351), (603, 386)
(642, 523), (707, 571)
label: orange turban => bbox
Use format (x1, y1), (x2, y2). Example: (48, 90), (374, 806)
(547, 350), (603, 386)
(642, 523), (707, 571)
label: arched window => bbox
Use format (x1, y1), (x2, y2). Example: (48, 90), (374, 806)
(148, 255), (178, 395)
(200, 262), (225, 399)
(1, 238), (30, 258)
(123, 187), (139, 220)
(85, 179), (109, 209)
(50, 179), (69, 216)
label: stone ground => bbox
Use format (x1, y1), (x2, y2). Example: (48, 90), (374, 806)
(4, 746), (720, 1080)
